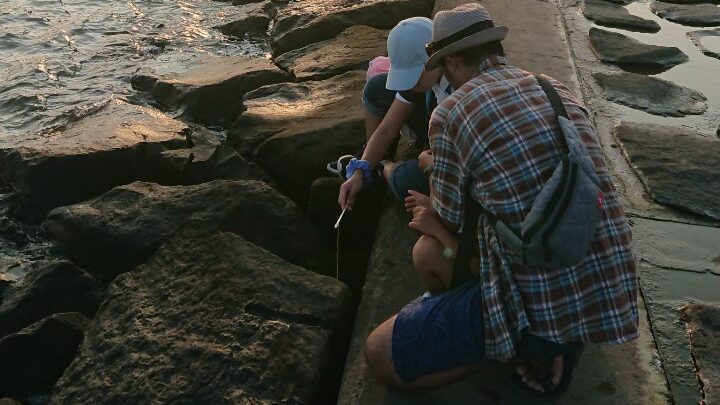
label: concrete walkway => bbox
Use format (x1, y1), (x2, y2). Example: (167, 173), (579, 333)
(337, 0), (672, 403)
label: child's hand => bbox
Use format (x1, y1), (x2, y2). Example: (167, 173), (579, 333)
(418, 149), (434, 172)
(409, 206), (442, 237)
(404, 190), (431, 214)
(338, 171), (364, 211)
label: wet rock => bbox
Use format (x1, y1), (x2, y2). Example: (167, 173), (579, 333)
(0, 280), (11, 300)
(0, 259), (24, 284)
(0, 312), (88, 399)
(215, 13), (270, 37)
(49, 230), (353, 404)
(681, 303), (720, 403)
(134, 57), (288, 126)
(638, 298), (704, 405)
(275, 25), (388, 81)
(270, 0), (433, 55)
(228, 71), (366, 204)
(0, 100), (188, 218)
(631, 218), (720, 275)
(45, 180), (319, 283)
(589, 27), (689, 71)
(583, 0), (660, 32)
(651, 2), (720, 27)
(688, 29), (720, 60)
(614, 122), (720, 220)
(0, 217), (27, 247)
(593, 72), (706, 116)
(0, 261), (102, 338)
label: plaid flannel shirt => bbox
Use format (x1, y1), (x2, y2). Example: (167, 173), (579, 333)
(430, 56), (639, 361)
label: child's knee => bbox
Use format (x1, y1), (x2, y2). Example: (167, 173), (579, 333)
(382, 161), (396, 181)
(412, 235), (443, 270)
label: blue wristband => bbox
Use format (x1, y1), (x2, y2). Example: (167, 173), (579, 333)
(346, 158), (373, 186)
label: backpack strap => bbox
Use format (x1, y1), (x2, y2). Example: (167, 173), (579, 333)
(450, 76), (575, 277)
(535, 75), (569, 156)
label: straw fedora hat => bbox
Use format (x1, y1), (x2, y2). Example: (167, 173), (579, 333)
(425, 3), (509, 70)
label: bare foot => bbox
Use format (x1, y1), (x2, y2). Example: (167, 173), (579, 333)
(404, 190), (431, 214)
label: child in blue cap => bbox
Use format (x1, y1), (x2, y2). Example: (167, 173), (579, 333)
(334, 17), (452, 211)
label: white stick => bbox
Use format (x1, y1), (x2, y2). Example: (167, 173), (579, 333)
(334, 208), (348, 229)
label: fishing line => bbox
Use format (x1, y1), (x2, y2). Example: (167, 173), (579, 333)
(334, 208), (347, 280)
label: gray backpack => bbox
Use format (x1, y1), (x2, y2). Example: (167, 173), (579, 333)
(452, 76), (603, 285)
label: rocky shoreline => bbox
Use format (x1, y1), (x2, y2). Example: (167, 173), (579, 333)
(0, 0), (427, 402)
(1, 0), (719, 403)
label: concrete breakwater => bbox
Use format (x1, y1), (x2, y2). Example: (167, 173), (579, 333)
(0, 0), (718, 404)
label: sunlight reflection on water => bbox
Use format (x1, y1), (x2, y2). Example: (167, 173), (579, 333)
(0, 0), (268, 138)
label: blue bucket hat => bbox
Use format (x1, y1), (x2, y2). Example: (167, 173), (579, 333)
(386, 17), (433, 91)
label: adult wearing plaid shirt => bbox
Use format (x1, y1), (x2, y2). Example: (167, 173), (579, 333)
(364, 3), (639, 398)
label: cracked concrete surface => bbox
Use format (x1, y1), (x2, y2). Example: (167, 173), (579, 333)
(558, 0), (720, 403)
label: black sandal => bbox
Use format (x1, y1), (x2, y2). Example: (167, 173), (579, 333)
(508, 340), (584, 400)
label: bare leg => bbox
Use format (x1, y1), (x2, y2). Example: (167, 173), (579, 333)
(381, 160), (397, 182)
(412, 235), (453, 294)
(412, 235), (479, 294)
(364, 315), (481, 390)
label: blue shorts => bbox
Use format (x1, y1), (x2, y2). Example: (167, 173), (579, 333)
(392, 278), (486, 382)
(387, 159), (430, 200)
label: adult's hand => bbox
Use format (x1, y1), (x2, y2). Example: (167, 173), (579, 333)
(338, 171), (364, 211)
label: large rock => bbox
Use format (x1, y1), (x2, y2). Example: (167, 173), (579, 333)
(49, 230), (353, 404)
(131, 57), (288, 126)
(688, 29), (720, 60)
(583, 0), (660, 32)
(0, 216), (27, 247)
(0, 312), (88, 399)
(45, 180), (320, 283)
(589, 27), (689, 71)
(228, 71), (366, 204)
(0, 100), (188, 218)
(159, 128), (271, 185)
(681, 303), (720, 404)
(651, 2), (720, 26)
(631, 218), (720, 275)
(593, 72), (707, 116)
(614, 122), (720, 220)
(0, 261), (102, 338)
(160, 144), (270, 185)
(215, 11), (270, 38)
(275, 25), (388, 81)
(270, 0), (433, 55)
